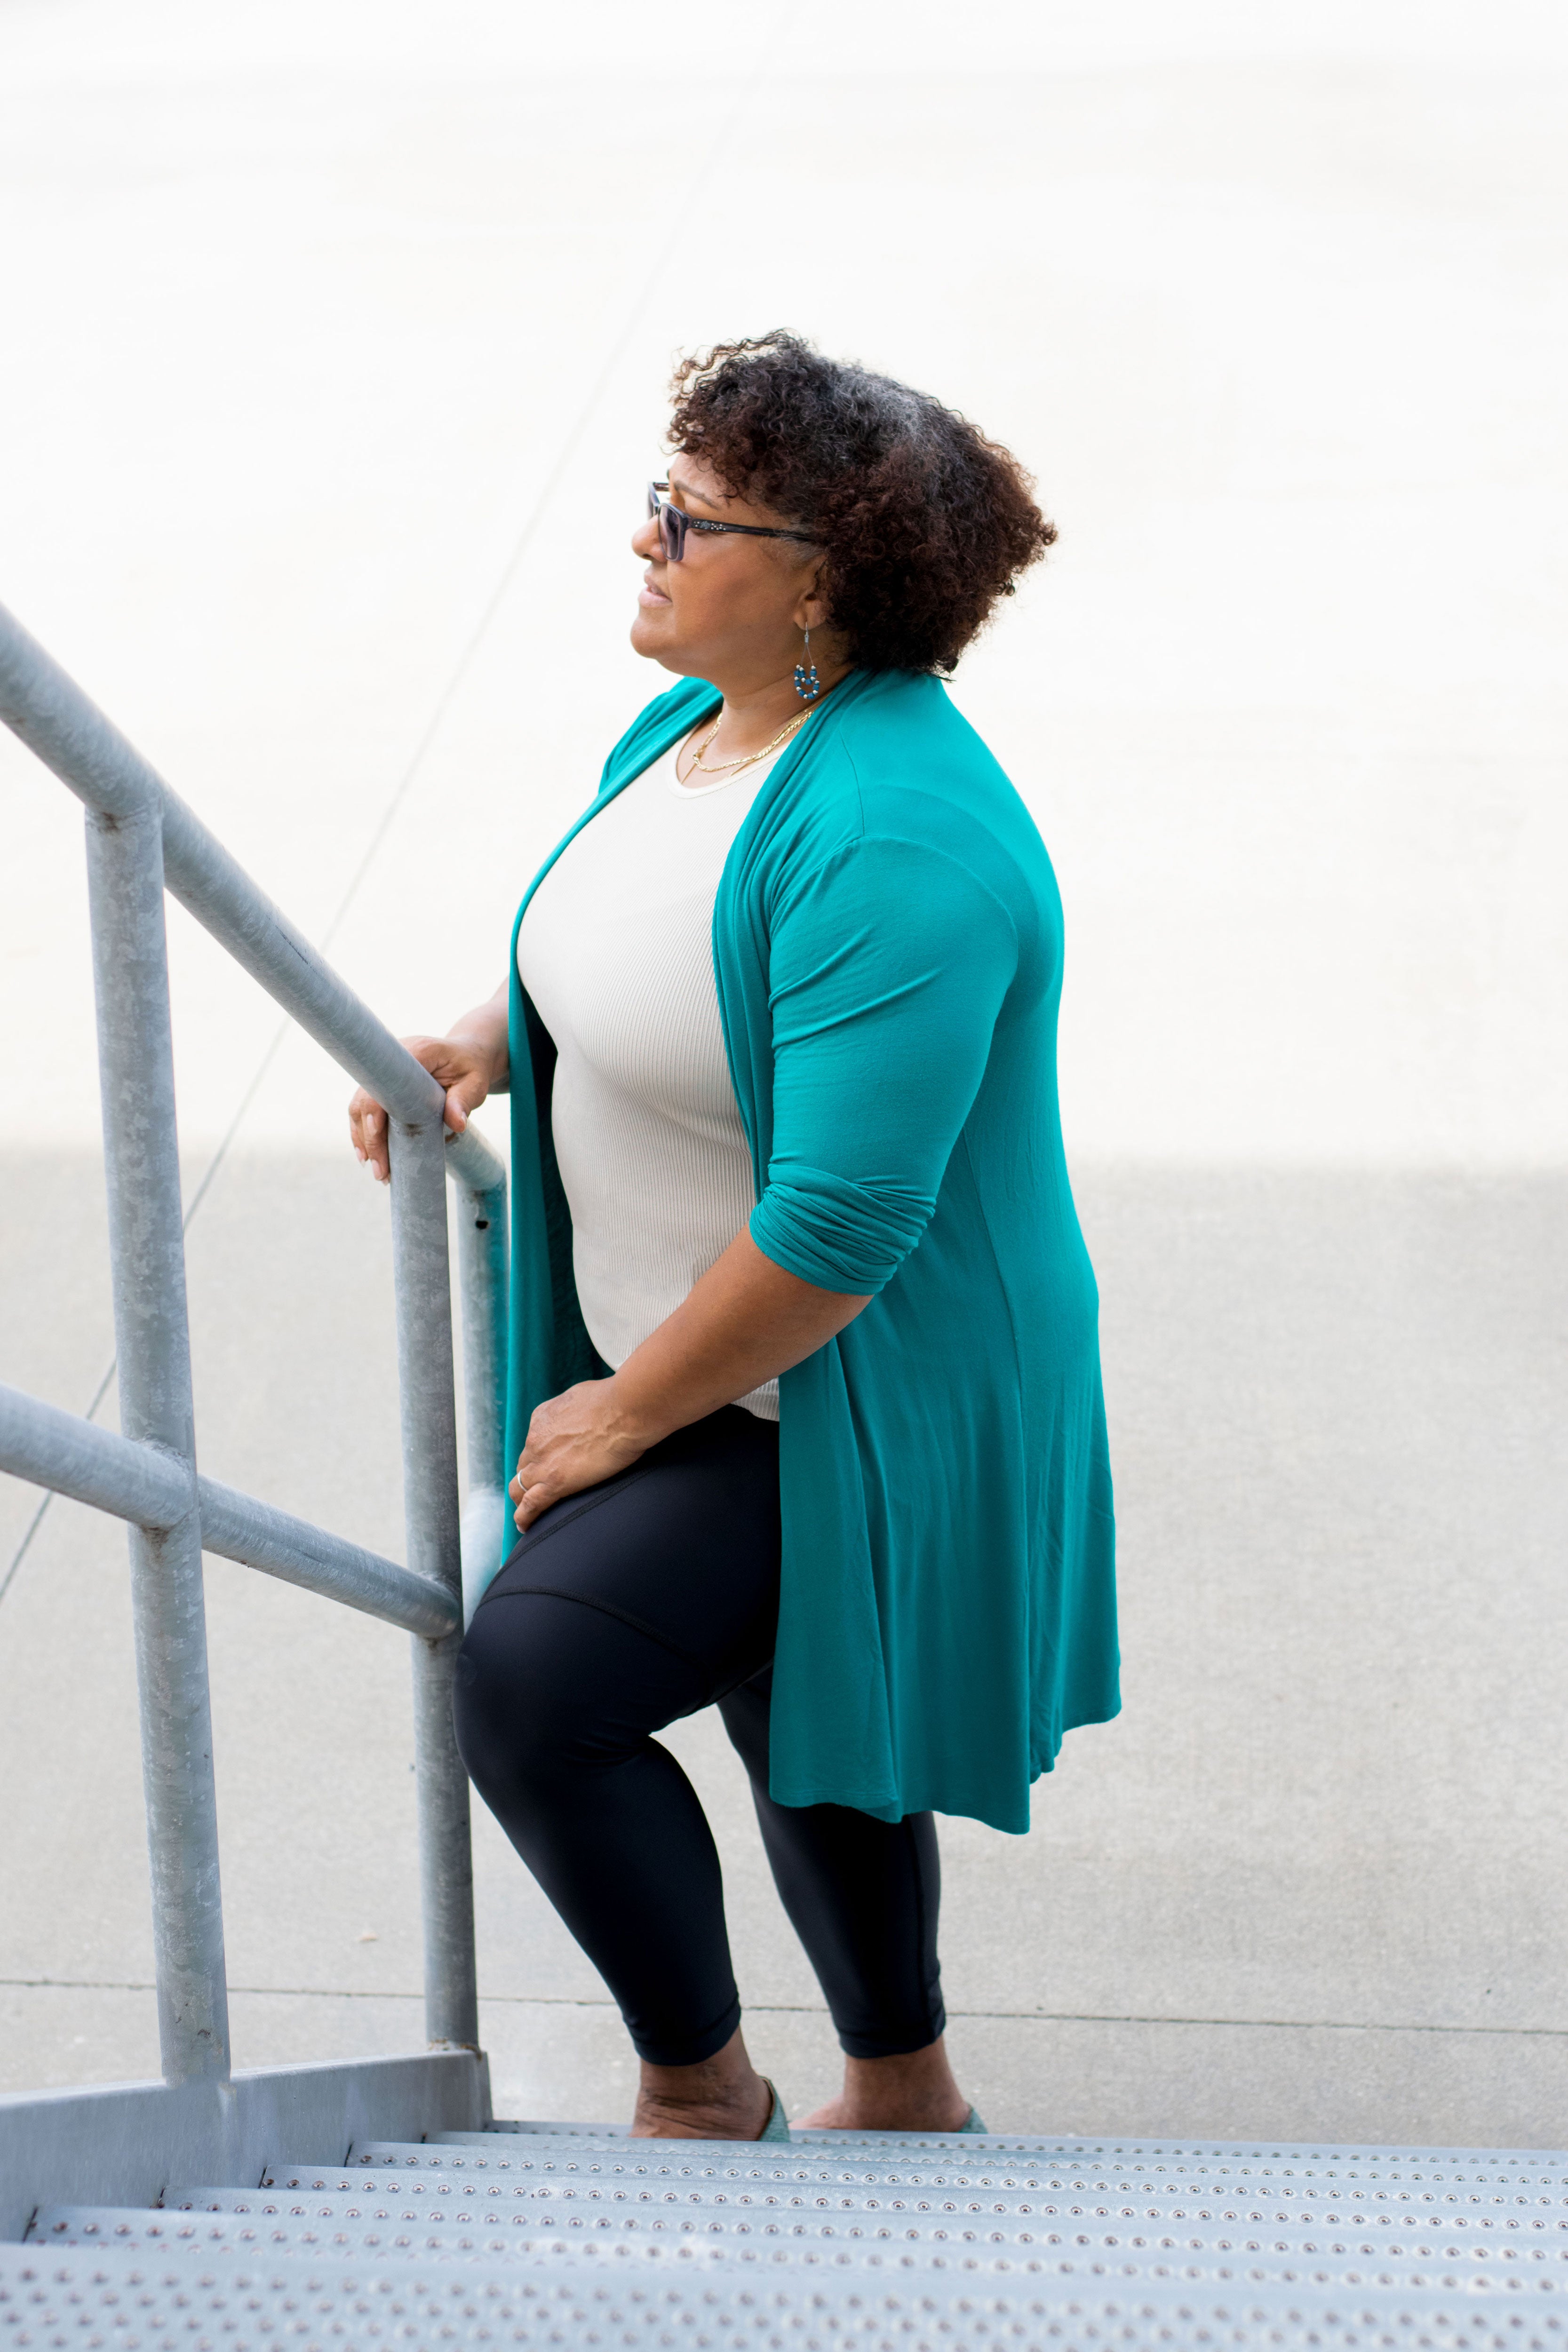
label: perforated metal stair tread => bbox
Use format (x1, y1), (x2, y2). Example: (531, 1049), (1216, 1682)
(8, 2246), (1568, 2352)
(324, 2139), (1568, 2195)
(17, 2128), (1568, 2349)
(49, 2192), (1561, 2305)
(469, 2124), (1568, 2169)
(358, 2133), (1568, 2183)
(438, 2119), (632, 2139)
(151, 2181), (1568, 2293)
(181, 2178), (1568, 2235)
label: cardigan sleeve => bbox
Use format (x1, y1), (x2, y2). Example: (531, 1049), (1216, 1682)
(748, 834), (1018, 1295)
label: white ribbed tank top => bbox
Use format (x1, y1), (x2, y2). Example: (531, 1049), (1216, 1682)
(516, 733), (785, 1420)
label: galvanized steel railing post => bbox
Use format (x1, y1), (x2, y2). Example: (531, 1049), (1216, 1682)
(389, 1115), (479, 2051)
(83, 798), (231, 2089)
(452, 1147), (510, 1625)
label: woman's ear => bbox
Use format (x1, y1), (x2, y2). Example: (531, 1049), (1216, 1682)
(795, 566), (831, 632)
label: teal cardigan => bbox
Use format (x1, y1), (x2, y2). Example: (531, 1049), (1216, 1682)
(504, 667), (1118, 1834)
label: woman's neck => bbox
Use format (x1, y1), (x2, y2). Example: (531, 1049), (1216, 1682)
(702, 662), (849, 756)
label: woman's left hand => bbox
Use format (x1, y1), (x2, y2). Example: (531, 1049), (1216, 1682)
(509, 1379), (653, 1532)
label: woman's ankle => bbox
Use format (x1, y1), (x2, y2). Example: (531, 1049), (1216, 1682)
(631, 2026), (772, 2139)
(631, 2081), (771, 2138)
(797, 2037), (969, 2133)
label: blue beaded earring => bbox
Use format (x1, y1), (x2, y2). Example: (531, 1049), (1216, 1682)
(793, 627), (821, 703)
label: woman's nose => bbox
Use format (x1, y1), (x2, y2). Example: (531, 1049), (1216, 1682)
(632, 516), (661, 558)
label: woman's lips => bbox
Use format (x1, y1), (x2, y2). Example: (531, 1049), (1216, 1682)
(638, 582), (673, 607)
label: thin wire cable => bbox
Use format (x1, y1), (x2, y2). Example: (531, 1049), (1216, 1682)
(0, 59), (766, 1618)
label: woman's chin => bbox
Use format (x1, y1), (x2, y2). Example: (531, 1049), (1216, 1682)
(630, 616), (696, 674)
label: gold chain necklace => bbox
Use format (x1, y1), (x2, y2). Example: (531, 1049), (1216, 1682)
(685, 706), (812, 782)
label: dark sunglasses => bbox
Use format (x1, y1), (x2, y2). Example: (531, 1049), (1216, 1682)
(646, 481), (814, 563)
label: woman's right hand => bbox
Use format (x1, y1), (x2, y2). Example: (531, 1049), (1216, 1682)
(349, 1031), (498, 1183)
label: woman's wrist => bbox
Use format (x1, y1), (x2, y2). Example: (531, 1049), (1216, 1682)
(445, 1018), (509, 1093)
(599, 1365), (680, 1454)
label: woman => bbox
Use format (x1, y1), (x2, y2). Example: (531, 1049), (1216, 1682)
(350, 335), (1118, 2142)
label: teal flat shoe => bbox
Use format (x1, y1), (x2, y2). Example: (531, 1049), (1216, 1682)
(759, 2078), (792, 2142)
(959, 2105), (988, 2132)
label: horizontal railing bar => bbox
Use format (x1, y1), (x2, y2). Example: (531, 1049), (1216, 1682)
(196, 1476), (457, 1637)
(0, 1380), (190, 1529)
(0, 600), (507, 1175)
(0, 1380), (457, 1638)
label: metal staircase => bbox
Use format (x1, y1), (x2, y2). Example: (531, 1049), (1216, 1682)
(2, 600), (1564, 2348)
(5, 2121), (1568, 2348)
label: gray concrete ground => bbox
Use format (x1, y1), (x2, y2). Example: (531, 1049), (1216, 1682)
(2, 2), (1566, 2149)
(3, 1155), (1565, 2143)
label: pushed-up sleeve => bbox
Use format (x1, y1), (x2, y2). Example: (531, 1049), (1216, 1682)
(748, 834), (1018, 1295)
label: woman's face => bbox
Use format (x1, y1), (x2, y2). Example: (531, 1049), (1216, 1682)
(630, 453), (826, 687)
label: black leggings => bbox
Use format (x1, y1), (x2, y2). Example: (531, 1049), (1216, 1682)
(453, 1406), (945, 2068)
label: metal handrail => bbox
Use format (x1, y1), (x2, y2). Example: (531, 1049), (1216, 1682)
(0, 1383), (458, 1638)
(0, 596), (508, 2087)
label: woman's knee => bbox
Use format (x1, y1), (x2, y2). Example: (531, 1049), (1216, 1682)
(453, 1590), (689, 1810)
(452, 1596), (593, 1803)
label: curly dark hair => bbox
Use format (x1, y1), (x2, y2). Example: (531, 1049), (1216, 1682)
(668, 333), (1055, 675)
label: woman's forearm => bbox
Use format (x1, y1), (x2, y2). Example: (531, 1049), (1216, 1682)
(447, 980), (511, 1092)
(508, 1230), (869, 1527)
(607, 1231), (869, 1446)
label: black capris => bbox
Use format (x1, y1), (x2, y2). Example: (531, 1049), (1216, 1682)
(452, 1405), (945, 2068)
